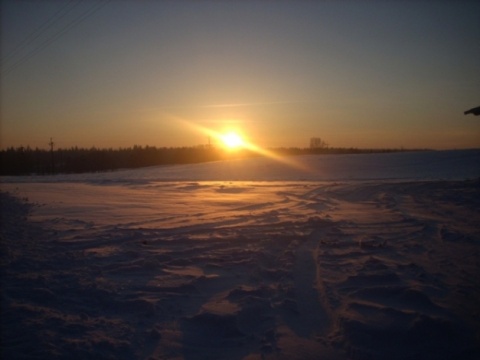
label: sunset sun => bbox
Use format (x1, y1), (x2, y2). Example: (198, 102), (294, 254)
(221, 132), (244, 149)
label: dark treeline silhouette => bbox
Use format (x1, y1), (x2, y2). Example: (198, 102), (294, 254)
(0, 144), (427, 176)
(271, 147), (419, 156)
(0, 145), (252, 175)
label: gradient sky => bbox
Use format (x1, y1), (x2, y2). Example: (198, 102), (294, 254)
(1, 0), (479, 150)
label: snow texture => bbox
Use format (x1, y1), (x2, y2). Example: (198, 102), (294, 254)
(1, 150), (480, 359)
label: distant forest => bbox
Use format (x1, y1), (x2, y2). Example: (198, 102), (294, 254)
(0, 145), (424, 176)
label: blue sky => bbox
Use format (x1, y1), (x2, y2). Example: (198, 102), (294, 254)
(1, 0), (479, 149)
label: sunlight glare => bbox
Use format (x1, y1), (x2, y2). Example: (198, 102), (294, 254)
(222, 132), (244, 149)
(180, 118), (310, 172)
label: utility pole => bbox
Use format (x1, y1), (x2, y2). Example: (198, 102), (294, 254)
(48, 137), (55, 174)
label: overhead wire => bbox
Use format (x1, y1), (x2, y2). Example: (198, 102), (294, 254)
(1, 0), (81, 64)
(1, 0), (110, 77)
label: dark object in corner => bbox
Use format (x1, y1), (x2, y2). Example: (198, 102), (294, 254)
(464, 106), (480, 116)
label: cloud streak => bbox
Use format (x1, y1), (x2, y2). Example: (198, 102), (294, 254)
(199, 101), (311, 109)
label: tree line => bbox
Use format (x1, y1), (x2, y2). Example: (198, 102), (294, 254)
(0, 145), (238, 175)
(0, 144), (424, 176)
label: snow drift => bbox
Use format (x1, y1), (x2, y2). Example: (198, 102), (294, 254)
(1, 150), (479, 359)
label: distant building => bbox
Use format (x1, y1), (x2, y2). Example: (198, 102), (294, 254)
(310, 137), (328, 149)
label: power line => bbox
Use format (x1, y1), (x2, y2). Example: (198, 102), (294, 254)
(1, 0), (110, 77)
(2, 0), (110, 75)
(1, 0), (81, 64)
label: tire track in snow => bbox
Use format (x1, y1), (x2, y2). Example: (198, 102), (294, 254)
(290, 226), (333, 337)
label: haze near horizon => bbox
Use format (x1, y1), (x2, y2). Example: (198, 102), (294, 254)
(1, 0), (479, 150)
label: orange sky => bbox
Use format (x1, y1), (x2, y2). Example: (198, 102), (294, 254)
(1, 1), (479, 150)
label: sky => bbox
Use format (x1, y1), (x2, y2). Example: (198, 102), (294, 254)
(1, 0), (479, 150)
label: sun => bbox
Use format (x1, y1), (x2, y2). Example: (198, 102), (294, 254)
(221, 132), (244, 149)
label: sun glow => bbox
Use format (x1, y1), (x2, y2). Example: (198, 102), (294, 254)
(221, 132), (244, 149)
(180, 118), (309, 171)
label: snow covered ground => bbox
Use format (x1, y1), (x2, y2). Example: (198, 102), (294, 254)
(1, 150), (480, 359)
